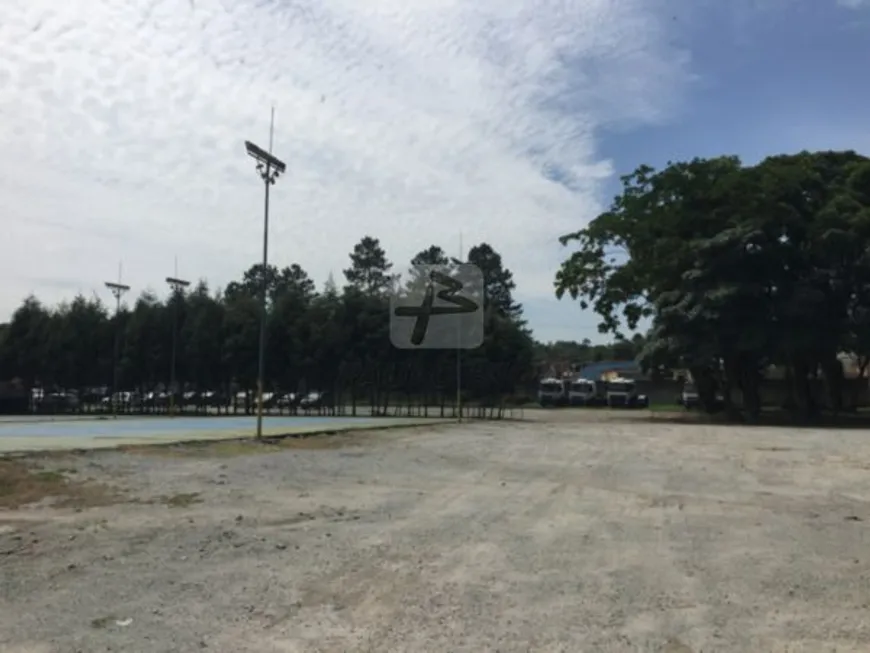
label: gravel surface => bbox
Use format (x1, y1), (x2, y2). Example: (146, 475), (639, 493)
(3, 411), (870, 652)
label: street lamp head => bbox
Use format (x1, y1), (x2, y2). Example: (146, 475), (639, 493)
(165, 277), (191, 288)
(245, 140), (286, 175)
(105, 282), (131, 292)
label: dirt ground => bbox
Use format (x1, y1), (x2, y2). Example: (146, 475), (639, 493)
(3, 411), (870, 652)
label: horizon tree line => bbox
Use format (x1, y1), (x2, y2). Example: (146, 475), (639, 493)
(0, 236), (537, 417)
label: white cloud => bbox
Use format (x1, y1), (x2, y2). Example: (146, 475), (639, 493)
(0, 0), (691, 330)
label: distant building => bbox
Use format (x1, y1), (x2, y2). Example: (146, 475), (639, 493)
(537, 359), (581, 379)
(576, 360), (646, 381)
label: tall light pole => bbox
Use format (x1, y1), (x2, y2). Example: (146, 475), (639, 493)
(165, 268), (190, 417)
(105, 265), (130, 420)
(451, 233), (464, 422)
(244, 108), (286, 439)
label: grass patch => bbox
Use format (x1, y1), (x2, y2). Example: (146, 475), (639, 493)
(648, 406), (870, 429)
(161, 492), (201, 508)
(0, 458), (119, 510)
(132, 440), (284, 459)
(124, 432), (366, 459)
(31, 470), (66, 483)
(647, 403), (684, 413)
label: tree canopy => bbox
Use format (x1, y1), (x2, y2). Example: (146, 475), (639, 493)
(555, 149), (870, 421)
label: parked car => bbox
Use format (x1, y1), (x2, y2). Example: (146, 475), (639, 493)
(101, 391), (142, 410)
(198, 390), (227, 407)
(36, 391), (79, 413)
(142, 391), (169, 408)
(676, 383), (725, 411)
(678, 382), (700, 409)
(276, 393), (300, 410)
(299, 391), (330, 410)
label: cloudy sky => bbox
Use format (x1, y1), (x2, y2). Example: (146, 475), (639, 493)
(1, 0), (868, 343)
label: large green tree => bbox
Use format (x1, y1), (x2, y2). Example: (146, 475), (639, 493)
(344, 236), (398, 296)
(404, 245), (452, 295)
(2, 297), (52, 388)
(467, 243), (523, 323)
(556, 149), (870, 421)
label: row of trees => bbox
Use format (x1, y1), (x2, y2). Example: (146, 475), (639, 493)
(556, 149), (870, 421)
(533, 335), (647, 369)
(0, 236), (536, 416)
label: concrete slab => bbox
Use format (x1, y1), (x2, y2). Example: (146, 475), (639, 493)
(0, 416), (449, 453)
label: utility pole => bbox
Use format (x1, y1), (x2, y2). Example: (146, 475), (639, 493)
(244, 107), (286, 439)
(166, 258), (190, 417)
(105, 263), (130, 421)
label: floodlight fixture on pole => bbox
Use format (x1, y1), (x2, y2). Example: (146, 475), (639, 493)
(245, 141), (286, 177)
(105, 282), (131, 305)
(244, 107), (285, 440)
(105, 267), (130, 421)
(165, 274), (190, 418)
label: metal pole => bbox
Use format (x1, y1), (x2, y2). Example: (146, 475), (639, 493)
(255, 169), (270, 439)
(112, 293), (120, 420)
(245, 107), (283, 440)
(105, 269), (129, 421)
(456, 233), (463, 421)
(165, 273), (189, 417)
(255, 108), (275, 440)
(169, 296), (178, 416)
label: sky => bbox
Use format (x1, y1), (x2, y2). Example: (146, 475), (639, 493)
(1, 0), (868, 344)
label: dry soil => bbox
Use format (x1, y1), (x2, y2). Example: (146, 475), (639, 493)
(2, 411), (870, 652)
